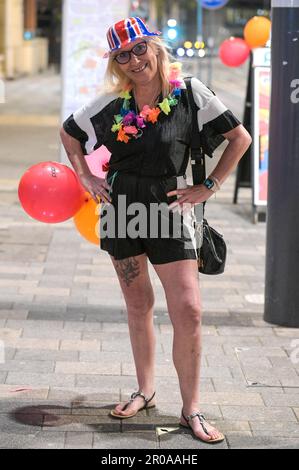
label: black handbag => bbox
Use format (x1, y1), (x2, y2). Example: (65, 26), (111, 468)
(184, 77), (227, 275)
(198, 219), (227, 275)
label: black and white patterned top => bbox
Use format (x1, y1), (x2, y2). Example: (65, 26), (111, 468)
(63, 76), (241, 178)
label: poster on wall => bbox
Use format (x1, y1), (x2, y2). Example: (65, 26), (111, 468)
(60, 0), (130, 163)
(252, 48), (271, 216)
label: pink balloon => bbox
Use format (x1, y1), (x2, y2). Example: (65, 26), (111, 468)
(18, 161), (86, 223)
(85, 145), (111, 178)
(219, 37), (250, 67)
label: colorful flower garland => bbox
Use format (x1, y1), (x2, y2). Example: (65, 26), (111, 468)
(111, 62), (183, 144)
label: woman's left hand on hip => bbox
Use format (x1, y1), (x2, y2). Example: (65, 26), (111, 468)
(166, 185), (213, 213)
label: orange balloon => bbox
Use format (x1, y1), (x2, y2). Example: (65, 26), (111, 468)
(73, 192), (101, 245)
(244, 16), (271, 49)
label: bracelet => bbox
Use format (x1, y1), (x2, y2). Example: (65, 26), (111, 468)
(208, 175), (221, 191)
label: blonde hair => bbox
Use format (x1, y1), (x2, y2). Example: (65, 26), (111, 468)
(103, 37), (183, 99)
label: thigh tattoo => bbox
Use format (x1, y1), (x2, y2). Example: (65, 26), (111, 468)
(115, 257), (140, 287)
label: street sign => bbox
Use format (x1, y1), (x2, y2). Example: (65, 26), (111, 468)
(202, 0), (229, 9)
(234, 48), (271, 223)
(252, 64), (271, 209)
(251, 48), (271, 222)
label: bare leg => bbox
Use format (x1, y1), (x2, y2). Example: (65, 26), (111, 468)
(153, 259), (222, 441)
(110, 254), (156, 416)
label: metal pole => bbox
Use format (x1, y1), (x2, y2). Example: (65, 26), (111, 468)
(264, 0), (299, 327)
(197, 0), (203, 42)
(207, 10), (214, 88)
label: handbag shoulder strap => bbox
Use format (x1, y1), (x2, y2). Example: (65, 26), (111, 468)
(184, 76), (206, 186)
(184, 77), (201, 148)
(184, 76), (206, 218)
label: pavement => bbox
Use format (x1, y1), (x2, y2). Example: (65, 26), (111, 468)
(0, 61), (299, 450)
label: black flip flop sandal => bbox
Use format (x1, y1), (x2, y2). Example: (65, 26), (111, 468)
(110, 391), (156, 419)
(180, 410), (225, 444)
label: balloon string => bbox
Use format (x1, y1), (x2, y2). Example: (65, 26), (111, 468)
(100, 170), (119, 209)
(107, 170), (118, 197)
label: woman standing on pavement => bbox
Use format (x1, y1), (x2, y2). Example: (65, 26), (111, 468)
(60, 17), (251, 444)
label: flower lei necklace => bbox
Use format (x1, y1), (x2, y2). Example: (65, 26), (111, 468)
(111, 62), (183, 144)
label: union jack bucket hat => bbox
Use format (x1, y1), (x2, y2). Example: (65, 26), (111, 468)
(103, 17), (161, 58)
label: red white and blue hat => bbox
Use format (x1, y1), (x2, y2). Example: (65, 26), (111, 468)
(103, 17), (161, 58)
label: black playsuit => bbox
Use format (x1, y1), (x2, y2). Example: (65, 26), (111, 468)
(63, 76), (241, 264)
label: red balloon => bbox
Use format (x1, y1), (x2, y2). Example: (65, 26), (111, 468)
(219, 37), (250, 67)
(18, 161), (86, 223)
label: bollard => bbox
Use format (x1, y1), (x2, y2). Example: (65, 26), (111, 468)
(264, 0), (299, 327)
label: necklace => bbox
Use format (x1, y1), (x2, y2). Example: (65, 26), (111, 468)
(111, 63), (183, 144)
(133, 87), (161, 113)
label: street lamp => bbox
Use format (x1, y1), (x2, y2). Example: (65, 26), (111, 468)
(176, 47), (185, 57)
(186, 48), (195, 57)
(167, 19), (177, 28)
(167, 19), (178, 42)
(167, 28), (177, 40)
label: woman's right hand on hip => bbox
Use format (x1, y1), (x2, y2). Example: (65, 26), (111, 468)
(79, 174), (112, 204)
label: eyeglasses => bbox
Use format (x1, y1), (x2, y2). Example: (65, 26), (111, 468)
(113, 41), (148, 64)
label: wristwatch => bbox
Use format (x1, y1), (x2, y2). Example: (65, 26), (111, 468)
(203, 177), (217, 192)
(203, 175), (221, 193)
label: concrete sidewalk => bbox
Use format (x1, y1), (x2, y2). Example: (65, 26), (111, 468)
(0, 64), (299, 449)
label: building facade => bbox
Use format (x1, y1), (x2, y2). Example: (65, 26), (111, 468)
(0, 0), (60, 78)
(0, 0), (271, 79)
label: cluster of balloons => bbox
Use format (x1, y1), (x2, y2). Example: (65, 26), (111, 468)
(219, 16), (271, 67)
(18, 146), (111, 245)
